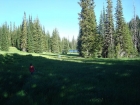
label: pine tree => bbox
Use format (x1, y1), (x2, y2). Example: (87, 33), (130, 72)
(72, 36), (77, 50)
(58, 35), (62, 53)
(98, 4), (106, 38)
(16, 26), (21, 50)
(27, 15), (34, 52)
(21, 12), (27, 52)
(77, 0), (97, 57)
(107, 0), (115, 58)
(46, 31), (51, 52)
(1, 23), (9, 51)
(32, 18), (43, 53)
(11, 22), (17, 47)
(0, 27), (2, 49)
(8, 23), (11, 47)
(98, 10), (105, 57)
(51, 28), (60, 53)
(115, 0), (124, 57)
(27, 24), (34, 53)
(37, 19), (43, 53)
(62, 37), (69, 54)
(132, 3), (138, 51)
(32, 20), (37, 53)
(115, 0), (134, 58)
(98, 11), (104, 36)
(122, 22), (134, 57)
(103, 4), (106, 32)
(42, 27), (48, 52)
(10, 22), (13, 47)
(129, 16), (140, 54)
(61, 38), (64, 53)
(102, 0), (114, 58)
(137, 16), (140, 52)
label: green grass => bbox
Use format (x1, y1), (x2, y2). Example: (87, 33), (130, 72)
(0, 48), (140, 105)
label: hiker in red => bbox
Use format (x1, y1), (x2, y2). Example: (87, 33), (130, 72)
(29, 64), (35, 74)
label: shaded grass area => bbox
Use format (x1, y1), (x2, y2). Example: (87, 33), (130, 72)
(0, 53), (140, 105)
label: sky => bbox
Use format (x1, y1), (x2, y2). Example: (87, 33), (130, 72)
(0, 0), (140, 41)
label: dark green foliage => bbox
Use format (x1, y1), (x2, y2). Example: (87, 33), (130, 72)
(77, 0), (97, 57)
(8, 23), (11, 47)
(21, 12), (27, 52)
(16, 26), (22, 50)
(0, 13), (78, 55)
(138, 16), (140, 53)
(129, 15), (140, 53)
(37, 23), (43, 53)
(51, 28), (60, 53)
(27, 16), (34, 53)
(98, 5), (106, 38)
(71, 36), (77, 50)
(0, 1), (139, 58)
(42, 33), (48, 52)
(61, 37), (69, 54)
(32, 18), (43, 53)
(11, 23), (17, 47)
(1, 23), (9, 51)
(46, 31), (51, 52)
(122, 22), (134, 57)
(115, 0), (134, 58)
(102, 0), (115, 58)
(0, 27), (2, 49)
(27, 25), (34, 53)
(58, 36), (62, 53)
(6, 22), (21, 49)
(42, 27), (48, 52)
(92, 34), (103, 58)
(115, 0), (124, 58)
(32, 20), (38, 53)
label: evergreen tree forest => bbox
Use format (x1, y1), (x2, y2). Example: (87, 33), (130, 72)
(0, 13), (77, 54)
(77, 0), (140, 58)
(0, 0), (140, 58)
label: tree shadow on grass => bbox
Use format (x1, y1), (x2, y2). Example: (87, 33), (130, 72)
(0, 54), (140, 105)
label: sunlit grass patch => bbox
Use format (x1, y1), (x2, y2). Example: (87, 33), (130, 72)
(16, 90), (26, 97)
(120, 73), (130, 77)
(3, 92), (8, 98)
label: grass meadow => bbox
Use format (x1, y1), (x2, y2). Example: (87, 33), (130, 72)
(0, 47), (140, 105)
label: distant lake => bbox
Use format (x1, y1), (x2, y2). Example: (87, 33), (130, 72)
(69, 50), (78, 53)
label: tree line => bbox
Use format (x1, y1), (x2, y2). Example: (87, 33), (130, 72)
(0, 0), (140, 58)
(77, 0), (140, 58)
(0, 12), (77, 54)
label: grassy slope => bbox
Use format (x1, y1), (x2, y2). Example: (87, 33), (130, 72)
(0, 47), (140, 105)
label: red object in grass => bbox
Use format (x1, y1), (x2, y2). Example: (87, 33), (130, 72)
(29, 66), (35, 73)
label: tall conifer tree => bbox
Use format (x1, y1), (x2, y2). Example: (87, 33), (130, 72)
(115, 0), (134, 57)
(27, 15), (34, 52)
(122, 22), (134, 57)
(46, 31), (51, 52)
(27, 24), (34, 53)
(42, 27), (48, 52)
(21, 12), (27, 52)
(0, 27), (2, 49)
(51, 28), (60, 53)
(72, 36), (77, 50)
(77, 0), (97, 57)
(62, 37), (69, 54)
(16, 26), (21, 50)
(11, 22), (17, 47)
(1, 23), (9, 51)
(102, 0), (114, 58)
